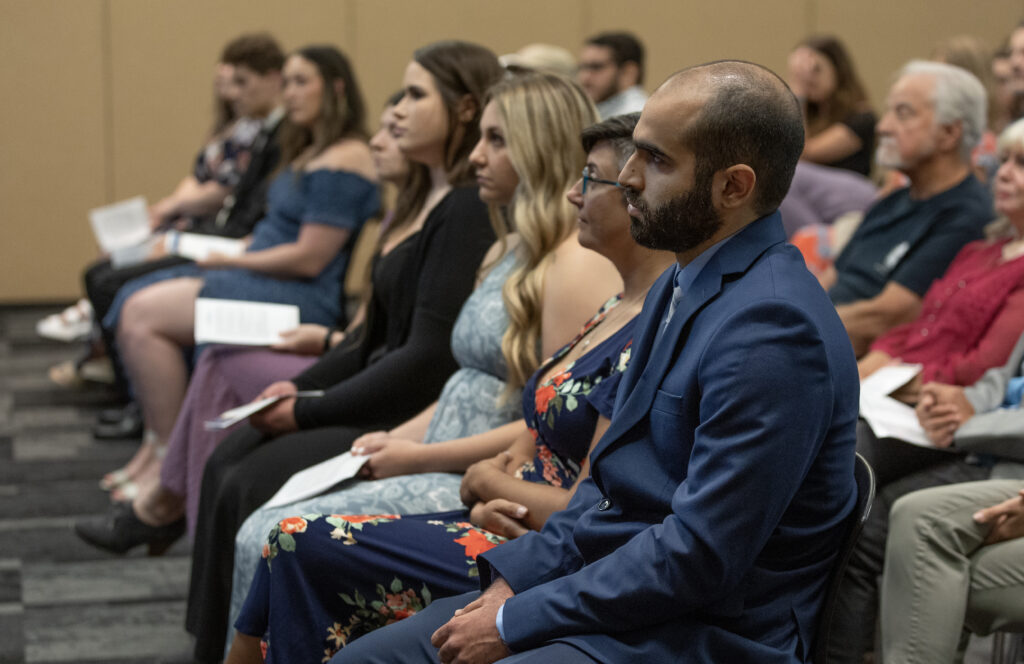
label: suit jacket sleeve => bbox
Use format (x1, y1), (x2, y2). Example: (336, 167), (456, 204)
(954, 329), (1024, 462)
(484, 300), (843, 650)
(962, 330), (1024, 413)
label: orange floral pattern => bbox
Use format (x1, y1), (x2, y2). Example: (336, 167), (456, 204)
(279, 516), (308, 534)
(454, 528), (501, 559)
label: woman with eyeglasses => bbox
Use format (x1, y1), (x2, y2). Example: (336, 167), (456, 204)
(225, 104), (673, 663)
(221, 71), (626, 657)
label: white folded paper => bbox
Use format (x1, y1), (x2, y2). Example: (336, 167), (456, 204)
(109, 235), (161, 268)
(860, 364), (923, 402)
(204, 390), (325, 430)
(194, 298), (300, 346)
(88, 196), (151, 253)
(167, 231), (247, 262)
(263, 451), (368, 509)
(859, 364), (953, 450)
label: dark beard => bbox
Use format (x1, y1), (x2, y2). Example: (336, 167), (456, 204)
(625, 170), (723, 253)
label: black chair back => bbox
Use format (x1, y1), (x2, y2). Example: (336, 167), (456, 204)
(812, 453), (876, 663)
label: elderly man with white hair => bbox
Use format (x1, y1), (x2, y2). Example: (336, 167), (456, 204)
(822, 60), (993, 356)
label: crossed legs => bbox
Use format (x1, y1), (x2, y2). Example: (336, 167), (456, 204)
(881, 479), (1024, 663)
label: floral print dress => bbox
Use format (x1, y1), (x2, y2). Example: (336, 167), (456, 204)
(233, 296), (636, 663)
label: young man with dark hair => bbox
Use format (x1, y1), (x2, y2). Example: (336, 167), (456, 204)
(577, 31), (647, 119)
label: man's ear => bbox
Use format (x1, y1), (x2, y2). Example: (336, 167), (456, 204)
(456, 94), (478, 124)
(936, 119), (964, 155)
(617, 61), (641, 90)
(714, 165), (757, 211)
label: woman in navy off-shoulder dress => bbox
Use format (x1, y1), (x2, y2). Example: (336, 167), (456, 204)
(98, 46), (377, 510)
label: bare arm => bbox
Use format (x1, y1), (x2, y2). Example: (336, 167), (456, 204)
(200, 223), (350, 278)
(857, 349), (893, 380)
(540, 235), (622, 358)
(465, 417), (611, 531)
(818, 264), (837, 291)
(356, 419), (529, 479)
(151, 177), (231, 228)
(836, 281), (921, 357)
(803, 124), (863, 166)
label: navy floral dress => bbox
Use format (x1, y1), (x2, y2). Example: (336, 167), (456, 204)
(234, 296), (636, 663)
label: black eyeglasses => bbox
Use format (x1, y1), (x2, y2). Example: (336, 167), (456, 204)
(581, 168), (622, 195)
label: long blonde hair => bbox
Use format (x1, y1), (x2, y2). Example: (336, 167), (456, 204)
(487, 72), (599, 391)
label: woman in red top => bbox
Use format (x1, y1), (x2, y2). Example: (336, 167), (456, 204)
(858, 116), (1024, 398)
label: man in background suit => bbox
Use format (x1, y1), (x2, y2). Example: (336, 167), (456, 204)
(334, 60), (860, 664)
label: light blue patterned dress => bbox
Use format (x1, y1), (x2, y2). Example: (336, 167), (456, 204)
(226, 250), (521, 638)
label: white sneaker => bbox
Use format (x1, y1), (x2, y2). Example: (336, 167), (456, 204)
(36, 299), (93, 342)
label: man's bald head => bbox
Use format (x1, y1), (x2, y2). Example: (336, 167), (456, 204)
(655, 60), (805, 215)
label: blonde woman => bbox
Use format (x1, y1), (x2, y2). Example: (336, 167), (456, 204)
(226, 80), (654, 664)
(223, 71), (622, 658)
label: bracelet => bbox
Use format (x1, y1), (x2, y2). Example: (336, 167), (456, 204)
(323, 326), (337, 353)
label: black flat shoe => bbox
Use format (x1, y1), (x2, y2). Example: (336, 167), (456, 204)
(92, 405), (143, 440)
(97, 402), (136, 424)
(74, 501), (184, 556)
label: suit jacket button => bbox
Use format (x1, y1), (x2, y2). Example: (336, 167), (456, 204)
(598, 498), (612, 511)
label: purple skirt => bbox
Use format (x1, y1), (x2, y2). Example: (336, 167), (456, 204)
(159, 344), (318, 537)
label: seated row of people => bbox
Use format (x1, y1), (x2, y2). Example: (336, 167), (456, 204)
(59, 27), (1024, 664)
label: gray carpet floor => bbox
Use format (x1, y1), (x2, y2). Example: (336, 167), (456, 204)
(0, 306), (193, 664)
(0, 304), (1005, 663)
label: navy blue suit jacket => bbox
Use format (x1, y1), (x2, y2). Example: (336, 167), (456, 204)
(478, 212), (860, 662)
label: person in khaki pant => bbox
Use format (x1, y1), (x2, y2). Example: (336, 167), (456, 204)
(880, 479), (1024, 663)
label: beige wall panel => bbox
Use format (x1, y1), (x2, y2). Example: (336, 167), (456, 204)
(107, 0), (356, 203)
(581, 0), (812, 91)
(7, 1), (1024, 303)
(0, 0), (107, 302)
(815, 0), (1024, 113)
(351, 0), (586, 120)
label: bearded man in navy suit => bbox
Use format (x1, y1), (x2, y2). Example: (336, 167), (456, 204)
(333, 60), (860, 664)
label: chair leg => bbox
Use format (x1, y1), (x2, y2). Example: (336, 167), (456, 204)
(993, 632), (1005, 664)
(1007, 633), (1022, 663)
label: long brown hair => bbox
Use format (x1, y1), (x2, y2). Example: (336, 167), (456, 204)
(278, 45), (368, 170)
(799, 35), (870, 134)
(387, 41), (504, 238)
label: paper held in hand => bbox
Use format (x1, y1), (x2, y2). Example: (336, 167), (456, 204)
(264, 451), (369, 509)
(88, 196), (151, 253)
(204, 390), (325, 430)
(166, 231), (247, 261)
(194, 298), (300, 346)
(859, 363), (953, 449)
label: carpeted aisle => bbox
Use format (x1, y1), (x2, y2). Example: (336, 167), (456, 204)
(0, 306), (192, 664)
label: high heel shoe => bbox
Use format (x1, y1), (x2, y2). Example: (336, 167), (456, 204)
(74, 501), (185, 556)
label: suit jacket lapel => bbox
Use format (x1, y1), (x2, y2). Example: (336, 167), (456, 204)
(612, 266), (674, 404)
(592, 212), (788, 462)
